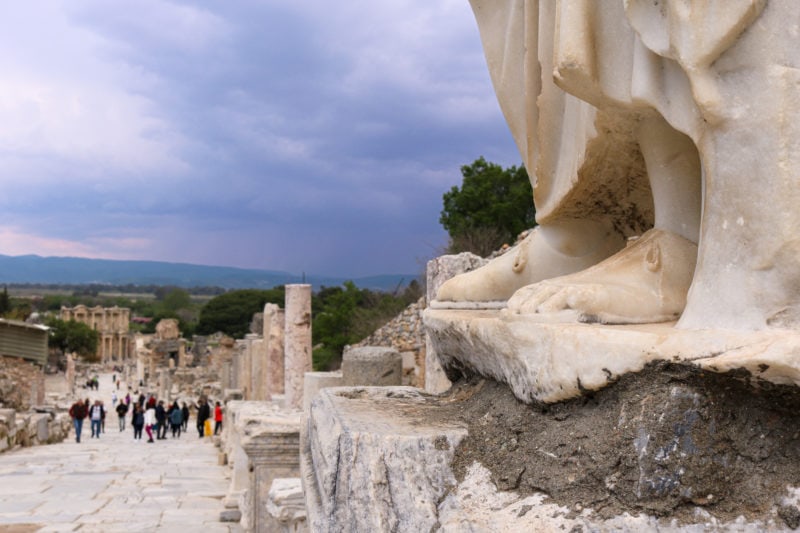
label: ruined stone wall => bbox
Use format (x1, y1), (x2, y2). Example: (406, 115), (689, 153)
(0, 356), (44, 410)
(353, 297), (426, 387)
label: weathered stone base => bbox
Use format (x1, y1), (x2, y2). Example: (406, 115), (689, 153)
(303, 379), (800, 531)
(425, 308), (800, 403)
(301, 387), (467, 532)
(222, 400), (302, 531)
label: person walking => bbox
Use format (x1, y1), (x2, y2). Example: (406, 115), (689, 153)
(68, 399), (87, 443)
(168, 401), (183, 438)
(131, 404), (144, 441)
(111, 390), (117, 407)
(116, 401), (128, 431)
(155, 400), (167, 440)
(181, 402), (190, 432)
(88, 400), (104, 438)
(213, 401), (223, 435)
(144, 404), (156, 443)
(196, 398), (210, 438)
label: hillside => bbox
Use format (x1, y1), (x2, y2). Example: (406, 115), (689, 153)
(0, 254), (417, 292)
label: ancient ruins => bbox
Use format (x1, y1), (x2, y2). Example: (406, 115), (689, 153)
(300, 1), (800, 531)
(60, 305), (133, 363)
(4, 1), (800, 530)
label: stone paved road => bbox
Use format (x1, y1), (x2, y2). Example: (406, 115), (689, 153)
(0, 373), (240, 532)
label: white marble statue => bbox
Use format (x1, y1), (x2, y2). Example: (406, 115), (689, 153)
(437, 0), (800, 331)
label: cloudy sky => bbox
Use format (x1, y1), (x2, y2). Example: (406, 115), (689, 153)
(0, 0), (520, 278)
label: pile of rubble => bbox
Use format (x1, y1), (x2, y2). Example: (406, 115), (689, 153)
(0, 356), (73, 455)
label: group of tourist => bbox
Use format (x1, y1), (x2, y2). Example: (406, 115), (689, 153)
(68, 398), (106, 442)
(68, 379), (224, 444)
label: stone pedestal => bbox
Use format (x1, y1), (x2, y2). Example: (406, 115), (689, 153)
(302, 371), (343, 412)
(264, 303), (286, 399)
(301, 387), (468, 532)
(424, 309), (800, 403)
(224, 401), (303, 532)
(341, 346), (402, 387)
(424, 253), (486, 394)
(284, 285), (312, 410)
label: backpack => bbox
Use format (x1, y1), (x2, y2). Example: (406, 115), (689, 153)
(170, 408), (183, 425)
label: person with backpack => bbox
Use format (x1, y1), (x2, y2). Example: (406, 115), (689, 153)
(155, 400), (167, 440)
(131, 404), (145, 441)
(168, 401), (183, 438)
(196, 397), (210, 438)
(68, 399), (88, 443)
(181, 402), (189, 432)
(116, 401), (128, 431)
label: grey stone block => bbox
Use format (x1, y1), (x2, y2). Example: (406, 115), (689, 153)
(341, 346), (402, 387)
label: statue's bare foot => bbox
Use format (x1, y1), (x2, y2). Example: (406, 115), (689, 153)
(433, 220), (624, 308)
(506, 229), (698, 324)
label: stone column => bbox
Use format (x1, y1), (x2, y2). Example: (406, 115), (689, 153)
(232, 348), (243, 391)
(221, 361), (232, 392)
(158, 369), (170, 400)
(284, 284), (312, 410)
(136, 354), (145, 385)
(264, 304), (285, 399)
(66, 353), (76, 396)
(240, 336), (256, 400)
(250, 338), (265, 401)
(424, 253), (487, 393)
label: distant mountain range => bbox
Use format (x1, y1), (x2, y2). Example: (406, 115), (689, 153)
(0, 254), (419, 292)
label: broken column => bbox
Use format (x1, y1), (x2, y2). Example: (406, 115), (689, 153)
(303, 371), (344, 412)
(284, 284), (312, 410)
(264, 303), (286, 400)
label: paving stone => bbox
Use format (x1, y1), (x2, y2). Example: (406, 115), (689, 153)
(0, 371), (233, 530)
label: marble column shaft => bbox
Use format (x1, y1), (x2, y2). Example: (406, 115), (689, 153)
(264, 303), (286, 399)
(284, 284), (312, 410)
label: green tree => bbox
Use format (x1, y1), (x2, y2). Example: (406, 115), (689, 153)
(46, 318), (100, 361)
(0, 286), (9, 317)
(440, 157), (536, 256)
(161, 288), (192, 312)
(312, 282), (364, 370)
(196, 288), (285, 338)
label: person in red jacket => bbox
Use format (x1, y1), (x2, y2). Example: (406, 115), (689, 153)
(68, 399), (88, 443)
(213, 401), (223, 435)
